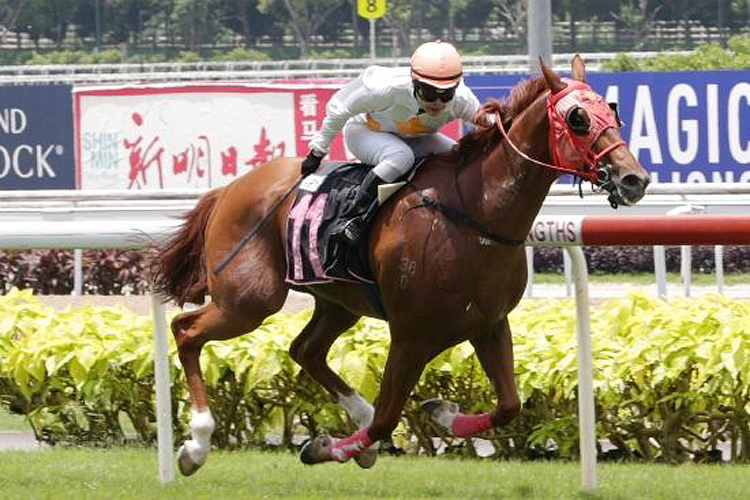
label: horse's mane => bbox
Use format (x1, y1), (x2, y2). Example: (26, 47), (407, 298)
(455, 76), (548, 163)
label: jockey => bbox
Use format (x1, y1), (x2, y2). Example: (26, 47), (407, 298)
(302, 40), (485, 247)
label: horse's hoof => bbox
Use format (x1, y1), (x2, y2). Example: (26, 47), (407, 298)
(421, 398), (446, 418)
(177, 444), (203, 476)
(421, 398), (460, 429)
(300, 435), (334, 465)
(353, 447), (377, 469)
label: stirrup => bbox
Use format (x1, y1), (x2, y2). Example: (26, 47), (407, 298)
(341, 217), (365, 246)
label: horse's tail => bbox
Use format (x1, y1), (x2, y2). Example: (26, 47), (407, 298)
(152, 188), (222, 306)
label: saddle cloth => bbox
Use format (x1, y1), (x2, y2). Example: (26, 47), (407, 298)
(285, 162), (377, 285)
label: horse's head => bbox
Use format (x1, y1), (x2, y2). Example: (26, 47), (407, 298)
(539, 56), (650, 207)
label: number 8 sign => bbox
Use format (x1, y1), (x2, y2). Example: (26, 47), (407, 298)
(357, 0), (386, 19)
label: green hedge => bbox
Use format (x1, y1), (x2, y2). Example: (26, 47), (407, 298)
(602, 35), (750, 71)
(0, 288), (748, 462)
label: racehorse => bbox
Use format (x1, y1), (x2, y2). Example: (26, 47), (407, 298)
(153, 56), (650, 475)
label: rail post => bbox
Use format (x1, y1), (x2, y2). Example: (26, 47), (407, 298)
(566, 246), (597, 492)
(151, 293), (175, 484)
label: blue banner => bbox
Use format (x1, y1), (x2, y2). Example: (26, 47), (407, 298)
(0, 85), (75, 190)
(466, 70), (750, 183)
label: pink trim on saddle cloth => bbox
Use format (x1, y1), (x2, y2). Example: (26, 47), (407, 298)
(451, 413), (494, 437)
(289, 193), (313, 280)
(330, 427), (373, 462)
(307, 193), (328, 277)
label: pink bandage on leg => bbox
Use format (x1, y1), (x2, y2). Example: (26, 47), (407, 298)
(330, 427), (373, 462)
(451, 413), (494, 437)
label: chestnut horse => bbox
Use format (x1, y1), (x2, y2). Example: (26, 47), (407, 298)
(153, 57), (649, 474)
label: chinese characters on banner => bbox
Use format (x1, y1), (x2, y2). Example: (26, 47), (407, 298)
(293, 88), (356, 162)
(75, 85), (296, 190)
(74, 83), (463, 190)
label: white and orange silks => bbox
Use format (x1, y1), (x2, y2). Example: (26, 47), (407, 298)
(308, 65), (481, 182)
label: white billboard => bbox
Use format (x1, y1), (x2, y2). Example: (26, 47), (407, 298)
(74, 84), (296, 190)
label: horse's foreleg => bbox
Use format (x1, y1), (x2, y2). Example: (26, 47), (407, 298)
(171, 302), (274, 476)
(422, 317), (521, 437)
(472, 317), (521, 425)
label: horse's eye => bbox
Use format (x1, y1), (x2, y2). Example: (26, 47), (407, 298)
(566, 107), (590, 135)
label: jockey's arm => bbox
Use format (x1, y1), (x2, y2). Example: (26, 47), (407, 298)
(454, 86), (494, 128)
(308, 68), (392, 156)
(457, 87), (497, 128)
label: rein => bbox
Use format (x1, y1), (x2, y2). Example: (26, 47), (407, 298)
(406, 179), (525, 247)
(489, 80), (624, 184)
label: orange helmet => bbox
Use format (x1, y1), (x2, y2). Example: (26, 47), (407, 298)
(410, 40), (463, 89)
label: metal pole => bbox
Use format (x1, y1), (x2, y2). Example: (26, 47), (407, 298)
(527, 0), (553, 73)
(525, 246), (535, 297)
(681, 245), (692, 297)
(653, 245), (668, 300)
(715, 245), (724, 294)
(73, 249), (83, 295)
(567, 245), (597, 492)
(94, 0), (101, 53)
(370, 19), (376, 61)
(151, 293), (175, 484)
(563, 248), (573, 297)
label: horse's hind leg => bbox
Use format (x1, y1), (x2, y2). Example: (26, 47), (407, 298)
(290, 298), (378, 468)
(302, 335), (435, 465)
(171, 299), (282, 476)
(422, 317), (521, 437)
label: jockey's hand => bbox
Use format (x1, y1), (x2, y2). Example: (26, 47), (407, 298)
(301, 150), (323, 176)
(473, 106), (497, 128)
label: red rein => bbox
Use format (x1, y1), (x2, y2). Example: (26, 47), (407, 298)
(496, 79), (624, 183)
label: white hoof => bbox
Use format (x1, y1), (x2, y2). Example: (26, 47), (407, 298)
(177, 443), (205, 476)
(421, 398), (460, 430)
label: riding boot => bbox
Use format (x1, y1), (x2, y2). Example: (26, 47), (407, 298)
(336, 170), (386, 247)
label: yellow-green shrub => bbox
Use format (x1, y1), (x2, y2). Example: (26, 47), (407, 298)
(0, 288), (748, 462)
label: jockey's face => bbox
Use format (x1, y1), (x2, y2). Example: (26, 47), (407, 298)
(418, 98), (447, 115)
(414, 81), (456, 115)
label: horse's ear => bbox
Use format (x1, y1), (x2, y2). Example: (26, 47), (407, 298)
(571, 54), (586, 82)
(539, 56), (567, 94)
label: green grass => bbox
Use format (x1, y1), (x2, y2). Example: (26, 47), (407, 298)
(0, 406), (31, 431)
(533, 271), (749, 286)
(0, 448), (747, 499)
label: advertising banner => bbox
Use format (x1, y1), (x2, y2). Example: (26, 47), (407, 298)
(0, 85), (75, 190)
(76, 84), (310, 190)
(466, 70), (750, 183)
(74, 81), (461, 190)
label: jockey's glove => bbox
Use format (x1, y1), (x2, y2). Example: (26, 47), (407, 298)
(301, 150), (324, 176)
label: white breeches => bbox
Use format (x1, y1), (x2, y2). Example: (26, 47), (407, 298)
(343, 120), (457, 182)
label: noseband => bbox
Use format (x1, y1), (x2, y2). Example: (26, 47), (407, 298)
(495, 79), (624, 186)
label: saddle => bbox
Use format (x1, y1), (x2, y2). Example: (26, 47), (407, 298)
(285, 161), (407, 286)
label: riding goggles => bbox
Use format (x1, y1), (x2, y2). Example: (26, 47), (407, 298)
(413, 81), (457, 103)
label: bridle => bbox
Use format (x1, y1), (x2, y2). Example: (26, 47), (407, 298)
(491, 79), (626, 204)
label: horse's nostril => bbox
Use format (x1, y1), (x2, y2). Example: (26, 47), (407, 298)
(621, 173), (649, 190)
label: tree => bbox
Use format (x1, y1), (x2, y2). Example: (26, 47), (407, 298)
(0, 0), (23, 45)
(494, 0), (526, 51)
(381, 0), (415, 56)
(171, 0), (223, 51)
(220, 0), (278, 48)
(659, 0), (709, 48)
(611, 0), (662, 49)
(258, 0), (344, 57)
